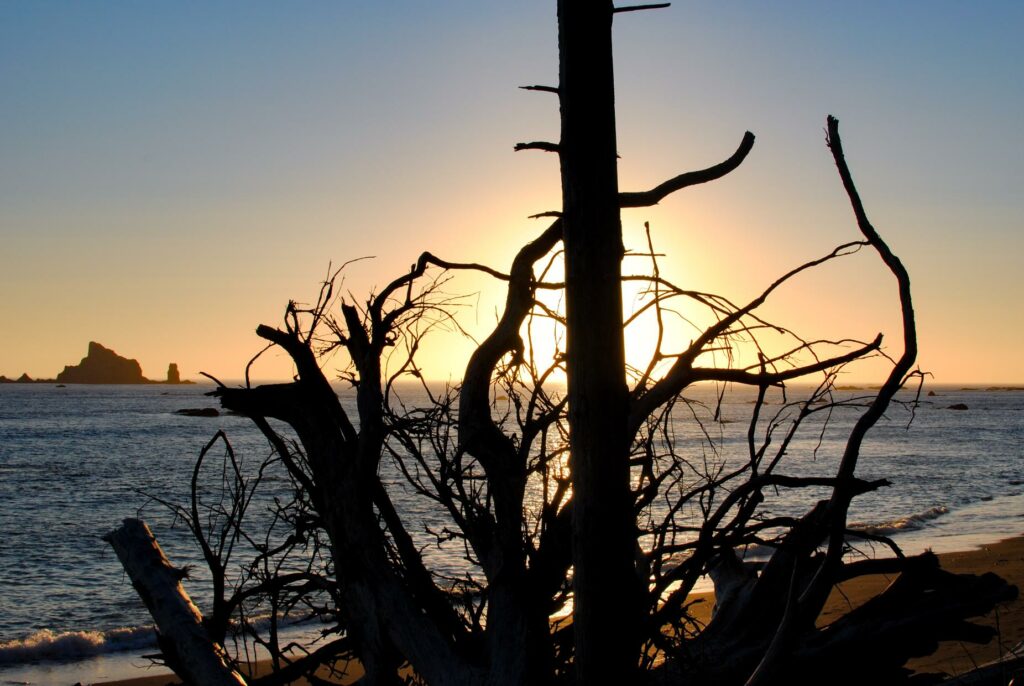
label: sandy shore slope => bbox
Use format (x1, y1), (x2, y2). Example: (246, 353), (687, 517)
(95, 535), (1024, 685)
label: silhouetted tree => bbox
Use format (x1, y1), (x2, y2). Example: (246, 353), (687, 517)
(557, 3), (640, 683)
(107, 5), (1016, 686)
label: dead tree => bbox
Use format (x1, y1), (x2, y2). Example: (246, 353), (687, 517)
(109, 5), (1016, 686)
(557, 2), (641, 682)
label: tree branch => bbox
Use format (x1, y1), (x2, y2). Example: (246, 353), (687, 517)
(519, 84), (560, 94)
(514, 141), (561, 153)
(619, 131), (755, 207)
(613, 3), (671, 13)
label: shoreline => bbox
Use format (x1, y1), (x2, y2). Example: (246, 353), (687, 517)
(83, 534), (1024, 686)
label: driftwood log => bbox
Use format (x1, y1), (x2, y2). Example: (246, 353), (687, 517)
(104, 518), (247, 686)
(656, 549), (1018, 685)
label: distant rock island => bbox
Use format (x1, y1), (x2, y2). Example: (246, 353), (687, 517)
(0, 342), (193, 384)
(57, 341), (147, 384)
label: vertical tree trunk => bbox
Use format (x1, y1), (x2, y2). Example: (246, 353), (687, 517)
(557, 1), (641, 683)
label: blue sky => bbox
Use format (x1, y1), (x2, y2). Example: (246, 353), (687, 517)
(2, 1), (1022, 383)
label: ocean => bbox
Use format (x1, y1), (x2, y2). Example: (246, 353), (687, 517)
(0, 382), (1021, 685)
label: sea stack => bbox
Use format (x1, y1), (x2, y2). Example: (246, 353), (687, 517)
(166, 363), (181, 384)
(56, 342), (147, 384)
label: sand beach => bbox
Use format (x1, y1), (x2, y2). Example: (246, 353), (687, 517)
(92, 535), (1024, 686)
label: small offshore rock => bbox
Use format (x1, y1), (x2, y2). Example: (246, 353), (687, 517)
(946, 403), (969, 411)
(166, 363), (181, 384)
(176, 407), (219, 417)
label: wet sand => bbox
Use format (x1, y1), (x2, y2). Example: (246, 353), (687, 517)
(96, 535), (1024, 685)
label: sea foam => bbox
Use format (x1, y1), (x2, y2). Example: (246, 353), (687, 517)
(0, 626), (155, 665)
(850, 505), (950, 537)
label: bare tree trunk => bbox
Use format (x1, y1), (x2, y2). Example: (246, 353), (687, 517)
(103, 518), (247, 686)
(557, 1), (641, 683)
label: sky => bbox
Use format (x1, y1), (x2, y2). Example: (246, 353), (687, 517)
(1, 1), (1022, 385)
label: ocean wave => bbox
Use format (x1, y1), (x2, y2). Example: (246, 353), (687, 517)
(0, 626), (156, 665)
(850, 505), (950, 537)
(0, 612), (330, 668)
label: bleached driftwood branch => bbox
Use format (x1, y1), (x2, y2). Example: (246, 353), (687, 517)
(104, 518), (247, 686)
